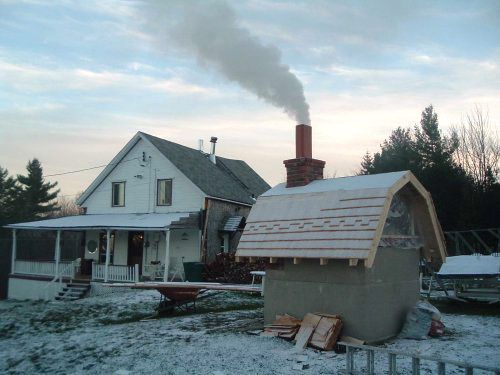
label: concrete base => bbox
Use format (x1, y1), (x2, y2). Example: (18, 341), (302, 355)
(264, 247), (419, 343)
(8, 276), (61, 300)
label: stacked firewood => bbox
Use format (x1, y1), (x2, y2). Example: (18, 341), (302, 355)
(203, 252), (267, 284)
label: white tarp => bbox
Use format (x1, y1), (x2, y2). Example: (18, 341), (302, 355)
(5, 212), (196, 231)
(438, 255), (500, 276)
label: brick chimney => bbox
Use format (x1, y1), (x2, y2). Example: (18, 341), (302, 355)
(283, 124), (325, 188)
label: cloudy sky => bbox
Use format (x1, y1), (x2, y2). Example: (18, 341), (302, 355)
(1, 0), (499, 197)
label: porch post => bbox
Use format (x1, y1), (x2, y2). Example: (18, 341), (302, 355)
(54, 230), (61, 277)
(104, 229), (111, 282)
(11, 229), (17, 274)
(163, 229), (171, 282)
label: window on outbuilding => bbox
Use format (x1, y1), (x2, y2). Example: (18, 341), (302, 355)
(157, 179), (172, 206)
(112, 182), (125, 207)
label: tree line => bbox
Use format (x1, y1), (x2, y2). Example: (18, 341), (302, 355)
(359, 105), (500, 231)
(0, 159), (61, 228)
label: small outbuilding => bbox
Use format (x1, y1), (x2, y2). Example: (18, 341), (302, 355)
(236, 124), (446, 343)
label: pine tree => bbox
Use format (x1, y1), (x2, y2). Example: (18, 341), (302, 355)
(17, 159), (60, 220)
(359, 152), (374, 175)
(0, 166), (18, 226)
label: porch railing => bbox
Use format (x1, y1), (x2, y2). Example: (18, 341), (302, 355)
(92, 263), (139, 283)
(13, 260), (74, 278)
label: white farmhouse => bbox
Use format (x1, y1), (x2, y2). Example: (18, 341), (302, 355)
(6, 132), (270, 300)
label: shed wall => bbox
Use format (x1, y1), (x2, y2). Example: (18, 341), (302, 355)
(204, 199), (250, 262)
(263, 247), (419, 343)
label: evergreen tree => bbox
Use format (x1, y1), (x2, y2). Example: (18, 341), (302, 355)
(17, 159), (60, 220)
(0, 166), (18, 226)
(359, 152), (374, 175)
(358, 105), (473, 230)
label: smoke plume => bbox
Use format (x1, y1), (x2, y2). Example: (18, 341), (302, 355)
(143, 1), (310, 124)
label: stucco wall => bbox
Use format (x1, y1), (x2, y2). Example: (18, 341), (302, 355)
(81, 138), (206, 214)
(8, 277), (61, 300)
(264, 247), (419, 343)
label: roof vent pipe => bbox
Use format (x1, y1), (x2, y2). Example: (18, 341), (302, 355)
(209, 136), (218, 164)
(198, 139), (204, 152)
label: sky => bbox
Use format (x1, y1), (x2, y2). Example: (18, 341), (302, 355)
(0, 0), (499, 198)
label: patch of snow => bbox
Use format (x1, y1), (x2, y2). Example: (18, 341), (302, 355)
(0, 289), (498, 374)
(262, 171), (408, 196)
(438, 255), (500, 276)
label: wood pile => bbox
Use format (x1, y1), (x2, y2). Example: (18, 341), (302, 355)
(262, 312), (343, 351)
(204, 252), (267, 284)
(262, 314), (302, 340)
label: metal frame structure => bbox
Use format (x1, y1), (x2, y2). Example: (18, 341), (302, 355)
(338, 341), (500, 375)
(445, 228), (500, 255)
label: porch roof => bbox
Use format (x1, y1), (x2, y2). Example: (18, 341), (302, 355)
(5, 212), (199, 231)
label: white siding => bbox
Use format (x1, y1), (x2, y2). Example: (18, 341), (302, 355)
(82, 138), (206, 214)
(83, 230), (129, 266)
(144, 229), (201, 267)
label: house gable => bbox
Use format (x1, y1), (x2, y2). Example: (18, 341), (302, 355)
(78, 133), (206, 214)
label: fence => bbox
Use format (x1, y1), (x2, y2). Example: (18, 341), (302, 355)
(92, 263), (139, 283)
(13, 260), (74, 277)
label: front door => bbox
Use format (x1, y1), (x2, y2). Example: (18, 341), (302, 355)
(128, 231), (144, 273)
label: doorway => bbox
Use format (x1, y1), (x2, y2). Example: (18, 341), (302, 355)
(128, 231), (144, 273)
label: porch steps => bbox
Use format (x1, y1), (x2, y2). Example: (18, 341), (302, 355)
(55, 282), (91, 301)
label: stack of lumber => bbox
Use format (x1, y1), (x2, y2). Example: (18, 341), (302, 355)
(262, 314), (302, 340)
(294, 313), (343, 351)
(262, 312), (343, 351)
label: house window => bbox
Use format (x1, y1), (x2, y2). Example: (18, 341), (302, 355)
(157, 179), (172, 206)
(112, 182), (125, 207)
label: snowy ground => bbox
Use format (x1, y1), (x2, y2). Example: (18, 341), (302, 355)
(0, 289), (499, 374)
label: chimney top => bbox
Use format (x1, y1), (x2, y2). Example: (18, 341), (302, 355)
(283, 124), (325, 188)
(296, 124), (312, 159)
(209, 136), (217, 164)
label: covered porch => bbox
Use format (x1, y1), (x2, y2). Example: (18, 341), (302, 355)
(6, 212), (201, 285)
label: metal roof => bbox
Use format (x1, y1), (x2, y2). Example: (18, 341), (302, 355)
(222, 216), (245, 232)
(5, 213), (198, 231)
(438, 255), (500, 277)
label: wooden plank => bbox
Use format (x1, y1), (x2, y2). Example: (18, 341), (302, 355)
(294, 313), (322, 349)
(295, 326), (315, 349)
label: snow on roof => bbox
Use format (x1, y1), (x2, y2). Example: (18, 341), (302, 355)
(262, 171), (408, 197)
(438, 255), (500, 277)
(5, 212), (196, 231)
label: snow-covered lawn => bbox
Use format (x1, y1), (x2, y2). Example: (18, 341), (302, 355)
(0, 289), (499, 374)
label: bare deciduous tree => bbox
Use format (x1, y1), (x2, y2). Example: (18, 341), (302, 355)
(453, 105), (500, 190)
(51, 194), (84, 218)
